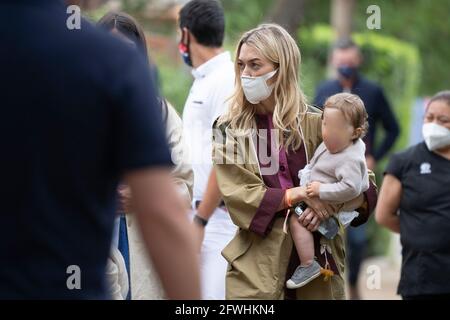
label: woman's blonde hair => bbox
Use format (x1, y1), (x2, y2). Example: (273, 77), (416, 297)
(219, 23), (308, 151)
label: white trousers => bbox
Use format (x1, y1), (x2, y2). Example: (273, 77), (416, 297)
(192, 206), (236, 300)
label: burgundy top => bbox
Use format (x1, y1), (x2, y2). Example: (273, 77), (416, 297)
(248, 114), (306, 237)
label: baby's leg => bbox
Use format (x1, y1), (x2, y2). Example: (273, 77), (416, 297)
(289, 214), (315, 267)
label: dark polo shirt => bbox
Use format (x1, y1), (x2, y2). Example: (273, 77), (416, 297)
(0, 0), (171, 298)
(385, 142), (450, 296)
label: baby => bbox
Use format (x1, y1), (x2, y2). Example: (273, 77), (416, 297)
(286, 93), (370, 289)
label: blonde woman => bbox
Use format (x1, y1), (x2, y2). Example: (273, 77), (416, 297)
(213, 24), (377, 299)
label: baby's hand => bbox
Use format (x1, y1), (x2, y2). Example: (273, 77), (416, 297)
(306, 181), (321, 198)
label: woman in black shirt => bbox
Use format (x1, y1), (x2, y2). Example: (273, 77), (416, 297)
(376, 91), (450, 299)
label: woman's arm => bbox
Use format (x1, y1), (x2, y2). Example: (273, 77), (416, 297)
(286, 187), (333, 221)
(375, 174), (401, 233)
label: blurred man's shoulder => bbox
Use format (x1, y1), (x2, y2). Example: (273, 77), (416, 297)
(316, 79), (340, 91)
(358, 76), (383, 92)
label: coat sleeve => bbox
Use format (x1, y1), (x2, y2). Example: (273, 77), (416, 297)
(164, 101), (194, 207)
(212, 121), (285, 237)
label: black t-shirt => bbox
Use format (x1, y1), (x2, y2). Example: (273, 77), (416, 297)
(385, 142), (450, 296)
(0, 0), (171, 298)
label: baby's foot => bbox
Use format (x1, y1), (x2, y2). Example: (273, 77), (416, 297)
(286, 260), (321, 289)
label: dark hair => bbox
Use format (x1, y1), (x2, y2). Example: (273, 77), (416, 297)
(428, 90), (450, 108)
(97, 12), (165, 103)
(97, 11), (148, 58)
(333, 37), (358, 50)
(179, 0), (225, 47)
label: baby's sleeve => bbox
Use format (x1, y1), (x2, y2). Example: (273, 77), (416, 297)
(319, 158), (367, 203)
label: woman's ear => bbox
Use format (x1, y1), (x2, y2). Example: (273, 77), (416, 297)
(267, 66), (279, 85)
(268, 74), (278, 85)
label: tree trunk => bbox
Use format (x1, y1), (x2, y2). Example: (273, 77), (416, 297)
(266, 0), (306, 38)
(330, 0), (355, 39)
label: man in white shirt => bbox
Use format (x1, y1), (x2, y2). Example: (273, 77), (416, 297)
(178, 0), (236, 300)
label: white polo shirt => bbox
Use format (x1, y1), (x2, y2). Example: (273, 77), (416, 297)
(182, 51), (235, 200)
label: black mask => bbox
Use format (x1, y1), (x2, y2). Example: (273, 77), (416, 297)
(337, 65), (358, 80)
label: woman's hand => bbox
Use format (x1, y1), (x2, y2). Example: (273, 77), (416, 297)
(297, 208), (321, 231)
(287, 186), (336, 220)
(303, 196), (334, 221)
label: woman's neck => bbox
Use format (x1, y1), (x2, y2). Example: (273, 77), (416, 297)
(256, 95), (276, 115)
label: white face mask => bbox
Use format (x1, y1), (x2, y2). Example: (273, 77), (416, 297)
(241, 69), (278, 104)
(422, 122), (450, 151)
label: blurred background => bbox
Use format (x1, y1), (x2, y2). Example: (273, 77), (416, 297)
(83, 0), (450, 299)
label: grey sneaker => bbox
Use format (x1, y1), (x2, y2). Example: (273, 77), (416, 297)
(286, 260), (321, 289)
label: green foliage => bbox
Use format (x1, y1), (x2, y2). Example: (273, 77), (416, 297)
(121, 0), (148, 12)
(298, 0), (449, 96)
(353, 0), (450, 95)
(222, 0), (273, 41)
(154, 53), (192, 114)
(83, 3), (109, 22)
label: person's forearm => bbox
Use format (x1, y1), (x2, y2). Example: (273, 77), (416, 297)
(375, 174), (401, 233)
(378, 213), (400, 233)
(196, 168), (222, 220)
(338, 193), (365, 213)
(318, 181), (360, 204)
(277, 190), (288, 211)
(278, 187), (307, 211)
(128, 169), (201, 299)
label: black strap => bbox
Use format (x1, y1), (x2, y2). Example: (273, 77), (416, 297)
(193, 214), (208, 227)
(195, 200), (225, 209)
